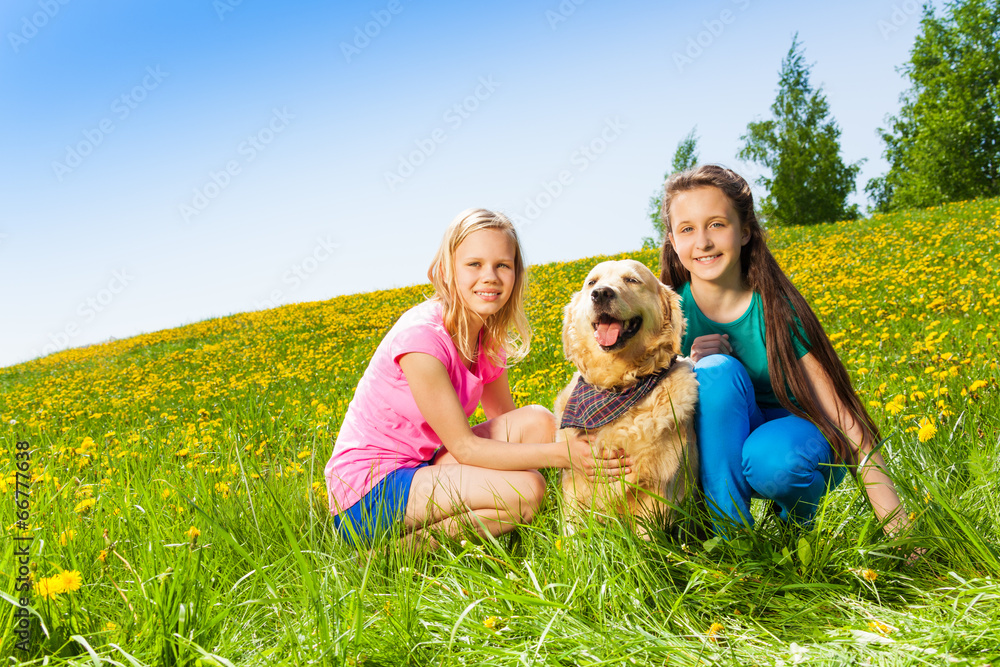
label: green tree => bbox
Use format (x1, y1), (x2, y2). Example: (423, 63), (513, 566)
(643, 127), (699, 248)
(868, 0), (1000, 212)
(738, 35), (862, 225)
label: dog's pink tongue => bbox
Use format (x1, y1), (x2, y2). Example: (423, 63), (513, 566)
(595, 321), (622, 346)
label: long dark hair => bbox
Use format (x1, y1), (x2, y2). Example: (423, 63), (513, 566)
(659, 165), (876, 469)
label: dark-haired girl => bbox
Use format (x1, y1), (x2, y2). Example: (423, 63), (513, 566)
(658, 165), (908, 537)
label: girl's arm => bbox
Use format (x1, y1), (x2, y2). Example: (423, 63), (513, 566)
(480, 369), (517, 420)
(800, 353), (908, 535)
(399, 352), (627, 477)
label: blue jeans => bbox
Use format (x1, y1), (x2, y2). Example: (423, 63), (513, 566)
(694, 355), (845, 535)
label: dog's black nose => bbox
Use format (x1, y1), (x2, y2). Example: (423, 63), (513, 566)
(591, 286), (614, 305)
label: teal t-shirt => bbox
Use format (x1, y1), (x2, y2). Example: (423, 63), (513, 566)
(679, 282), (809, 410)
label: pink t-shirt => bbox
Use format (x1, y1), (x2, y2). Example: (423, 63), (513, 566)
(325, 300), (505, 515)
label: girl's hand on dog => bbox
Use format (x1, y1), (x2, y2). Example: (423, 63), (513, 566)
(689, 334), (732, 362)
(566, 431), (631, 481)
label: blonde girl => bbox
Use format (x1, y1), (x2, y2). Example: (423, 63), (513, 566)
(325, 208), (628, 545)
(658, 166), (909, 537)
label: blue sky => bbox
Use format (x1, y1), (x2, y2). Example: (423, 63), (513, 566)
(1, 0), (927, 368)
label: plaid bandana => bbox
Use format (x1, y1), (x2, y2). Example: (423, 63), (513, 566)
(560, 358), (677, 430)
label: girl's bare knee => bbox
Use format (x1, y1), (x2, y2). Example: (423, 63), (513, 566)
(523, 404), (556, 443)
(518, 470), (547, 523)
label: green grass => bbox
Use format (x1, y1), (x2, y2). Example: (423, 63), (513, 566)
(2, 197), (999, 665)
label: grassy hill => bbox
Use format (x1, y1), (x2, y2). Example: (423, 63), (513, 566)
(2, 198), (999, 665)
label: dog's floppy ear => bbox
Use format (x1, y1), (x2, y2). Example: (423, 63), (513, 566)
(659, 282), (685, 354)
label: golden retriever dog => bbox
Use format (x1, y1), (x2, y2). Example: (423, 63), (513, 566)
(554, 259), (698, 535)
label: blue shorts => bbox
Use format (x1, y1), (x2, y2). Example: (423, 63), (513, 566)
(333, 463), (428, 547)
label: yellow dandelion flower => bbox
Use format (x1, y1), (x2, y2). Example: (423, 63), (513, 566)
(885, 402), (905, 415)
(868, 619), (893, 636)
(707, 622), (724, 640)
(483, 616), (500, 630)
(917, 417), (937, 443)
(74, 498), (96, 514)
(554, 539), (562, 551)
(185, 526), (201, 543)
(862, 569), (877, 582)
(56, 570), (82, 592)
(98, 549), (108, 563)
(59, 529), (77, 546)
(297, 450), (312, 460)
(969, 380), (987, 392)
(34, 576), (63, 599)
(105, 622), (117, 631)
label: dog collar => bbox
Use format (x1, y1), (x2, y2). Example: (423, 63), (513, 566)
(559, 357), (677, 430)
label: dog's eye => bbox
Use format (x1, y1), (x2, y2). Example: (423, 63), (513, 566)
(624, 277), (640, 284)
(586, 279), (597, 287)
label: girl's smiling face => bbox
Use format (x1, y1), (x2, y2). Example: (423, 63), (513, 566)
(667, 186), (749, 288)
(453, 229), (516, 321)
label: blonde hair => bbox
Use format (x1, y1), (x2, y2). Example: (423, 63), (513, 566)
(427, 208), (531, 366)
